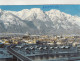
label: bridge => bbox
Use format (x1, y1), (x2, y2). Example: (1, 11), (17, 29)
(7, 45), (32, 61)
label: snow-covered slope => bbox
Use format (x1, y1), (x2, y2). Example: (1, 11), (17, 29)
(0, 8), (80, 35)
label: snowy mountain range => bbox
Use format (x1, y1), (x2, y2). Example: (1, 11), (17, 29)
(0, 8), (80, 35)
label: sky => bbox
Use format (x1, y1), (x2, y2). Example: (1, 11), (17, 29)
(0, 5), (80, 16)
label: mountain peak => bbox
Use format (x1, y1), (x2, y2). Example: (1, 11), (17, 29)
(30, 8), (43, 13)
(31, 8), (41, 10)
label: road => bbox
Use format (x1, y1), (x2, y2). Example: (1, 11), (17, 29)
(7, 45), (32, 61)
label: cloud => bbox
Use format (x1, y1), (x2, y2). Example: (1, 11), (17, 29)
(0, 0), (80, 5)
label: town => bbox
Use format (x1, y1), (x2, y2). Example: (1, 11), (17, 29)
(0, 33), (80, 61)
